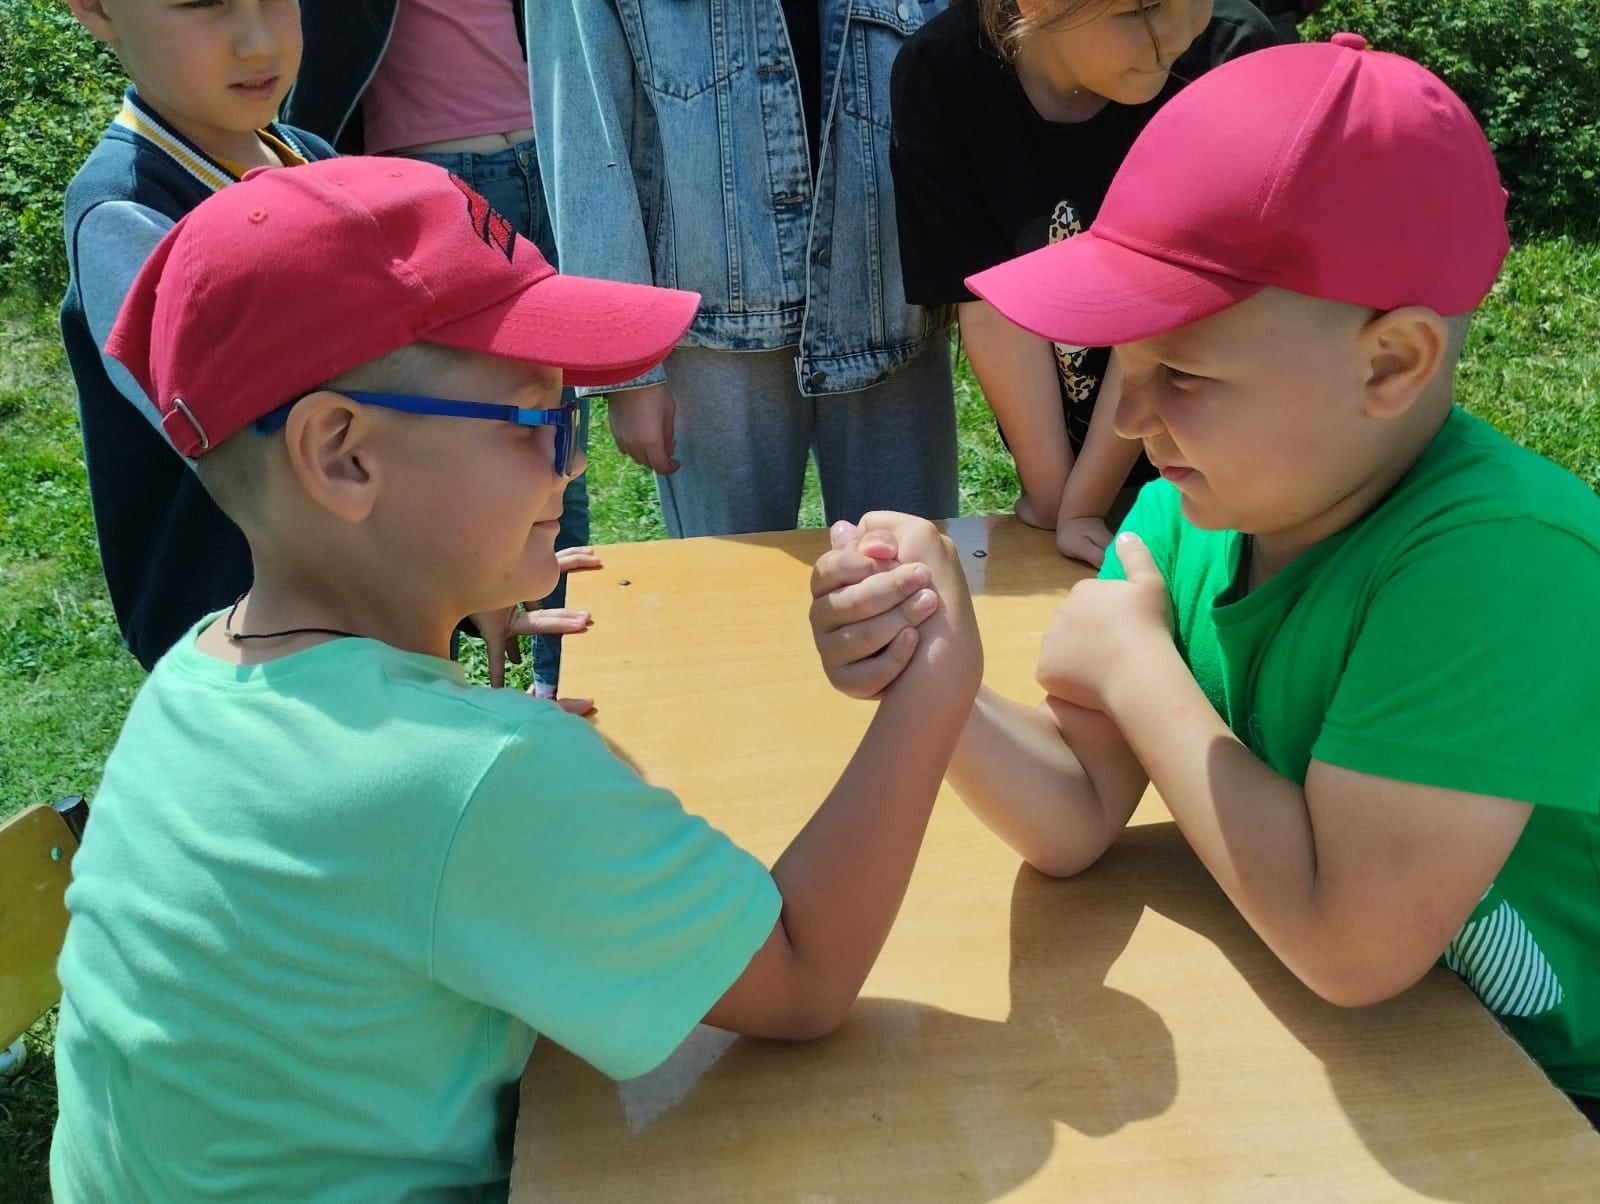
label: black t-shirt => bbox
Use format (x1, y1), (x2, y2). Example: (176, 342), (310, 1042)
(890, 0), (1280, 452)
(783, 0), (824, 176)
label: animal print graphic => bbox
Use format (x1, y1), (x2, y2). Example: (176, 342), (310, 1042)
(1047, 200), (1096, 405)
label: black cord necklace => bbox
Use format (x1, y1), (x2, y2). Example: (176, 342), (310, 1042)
(223, 593), (360, 644)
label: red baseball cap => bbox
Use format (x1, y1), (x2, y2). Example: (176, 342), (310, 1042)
(106, 156), (701, 457)
(965, 33), (1510, 348)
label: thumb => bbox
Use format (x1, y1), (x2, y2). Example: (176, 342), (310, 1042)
(1114, 532), (1164, 585)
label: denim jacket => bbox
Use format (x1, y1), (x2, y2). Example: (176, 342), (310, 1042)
(529, 0), (949, 395)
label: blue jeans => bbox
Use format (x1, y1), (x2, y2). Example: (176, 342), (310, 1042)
(402, 139), (591, 691)
(654, 339), (958, 537)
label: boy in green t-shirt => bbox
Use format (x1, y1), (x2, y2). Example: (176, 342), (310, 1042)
(812, 34), (1600, 1121)
(51, 158), (982, 1200)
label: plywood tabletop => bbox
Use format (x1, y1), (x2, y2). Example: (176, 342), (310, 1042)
(512, 518), (1600, 1202)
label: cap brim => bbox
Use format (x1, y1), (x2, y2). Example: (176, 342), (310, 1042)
(426, 273), (701, 388)
(965, 231), (1261, 347)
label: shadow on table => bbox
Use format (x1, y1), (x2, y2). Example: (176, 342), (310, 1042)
(560, 860), (1174, 1202)
(539, 821), (1582, 1202)
(1075, 820), (1592, 1203)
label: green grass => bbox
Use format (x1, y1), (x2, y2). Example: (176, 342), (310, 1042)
(2, 237), (1598, 1200)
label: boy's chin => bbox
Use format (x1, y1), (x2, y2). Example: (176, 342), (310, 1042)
(1176, 493), (1234, 531)
(520, 564), (562, 603)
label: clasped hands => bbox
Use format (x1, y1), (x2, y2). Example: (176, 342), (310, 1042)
(810, 515), (1174, 715)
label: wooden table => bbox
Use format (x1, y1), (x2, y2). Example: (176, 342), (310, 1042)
(512, 517), (1600, 1202)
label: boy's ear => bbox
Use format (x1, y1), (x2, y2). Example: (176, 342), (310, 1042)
(281, 392), (381, 523)
(63, 0), (116, 43)
(1357, 306), (1449, 421)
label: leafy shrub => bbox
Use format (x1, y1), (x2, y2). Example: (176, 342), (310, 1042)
(1307, 0), (1599, 234)
(0, 2), (124, 300)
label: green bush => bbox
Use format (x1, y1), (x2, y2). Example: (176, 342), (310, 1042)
(1307, 0), (1599, 234)
(0, 2), (124, 301)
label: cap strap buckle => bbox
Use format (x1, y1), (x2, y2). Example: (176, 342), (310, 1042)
(163, 398), (211, 456)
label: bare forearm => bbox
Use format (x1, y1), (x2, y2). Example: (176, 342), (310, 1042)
(1056, 362), (1142, 526)
(1105, 647), (1327, 965)
(947, 686), (1142, 876)
(959, 302), (1072, 513)
(771, 657), (979, 1020)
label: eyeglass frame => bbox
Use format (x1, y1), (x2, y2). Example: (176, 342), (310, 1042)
(251, 391), (583, 477)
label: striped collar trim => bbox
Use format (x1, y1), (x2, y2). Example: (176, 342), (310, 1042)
(113, 94), (240, 194)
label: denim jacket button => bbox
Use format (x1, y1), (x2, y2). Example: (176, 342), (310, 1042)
(897, 2), (912, 19)
(808, 370), (828, 388)
(817, 248), (831, 267)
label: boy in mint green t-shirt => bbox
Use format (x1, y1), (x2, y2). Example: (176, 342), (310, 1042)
(51, 158), (984, 1200)
(814, 35), (1600, 1121)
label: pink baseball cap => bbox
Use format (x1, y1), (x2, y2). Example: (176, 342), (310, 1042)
(107, 156), (700, 457)
(965, 33), (1510, 347)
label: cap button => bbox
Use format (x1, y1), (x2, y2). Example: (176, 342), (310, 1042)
(1330, 32), (1368, 50)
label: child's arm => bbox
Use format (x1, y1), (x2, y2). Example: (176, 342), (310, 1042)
(945, 690), (1146, 878)
(603, 381), (680, 475)
(702, 515), (984, 1039)
(1053, 356), (1143, 567)
(807, 523), (1146, 877)
(958, 300), (1074, 529)
(76, 202), (177, 435)
(1045, 533), (1534, 1007)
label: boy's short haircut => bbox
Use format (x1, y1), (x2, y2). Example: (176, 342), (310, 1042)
(965, 33), (1509, 348)
(190, 342), (472, 522)
(106, 157), (702, 461)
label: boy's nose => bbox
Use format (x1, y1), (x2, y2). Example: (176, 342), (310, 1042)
(231, 5), (279, 57)
(1112, 372), (1162, 442)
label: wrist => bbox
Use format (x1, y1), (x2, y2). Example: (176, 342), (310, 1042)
(1056, 486), (1114, 529)
(1100, 637), (1186, 726)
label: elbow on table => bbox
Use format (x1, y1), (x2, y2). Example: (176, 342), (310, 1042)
(770, 985), (856, 1042)
(1292, 950), (1436, 1011)
(1023, 846), (1103, 880)
(1018, 824), (1117, 881)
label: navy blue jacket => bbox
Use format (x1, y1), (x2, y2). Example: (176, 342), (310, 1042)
(60, 90), (335, 669)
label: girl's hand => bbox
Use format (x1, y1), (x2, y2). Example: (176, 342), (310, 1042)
(1055, 516), (1114, 568)
(1013, 493), (1056, 530)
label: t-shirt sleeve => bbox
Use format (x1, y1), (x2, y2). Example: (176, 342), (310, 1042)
(1313, 519), (1600, 811)
(76, 200), (176, 443)
(430, 707), (782, 1080)
(889, 41), (1010, 305)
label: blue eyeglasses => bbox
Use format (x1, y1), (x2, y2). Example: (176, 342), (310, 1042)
(252, 391), (583, 476)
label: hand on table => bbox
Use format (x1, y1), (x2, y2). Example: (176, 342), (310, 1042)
(607, 382), (680, 474)
(1055, 515), (1114, 568)
(808, 513), (981, 700)
(1013, 492), (1054, 530)
(467, 546), (605, 712)
(1035, 532), (1173, 713)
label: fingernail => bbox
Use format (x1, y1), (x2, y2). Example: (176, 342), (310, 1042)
(914, 588), (937, 610)
(910, 565), (932, 588)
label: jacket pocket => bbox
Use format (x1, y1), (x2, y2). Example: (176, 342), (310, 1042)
(624, 0), (748, 101)
(840, 0), (941, 129)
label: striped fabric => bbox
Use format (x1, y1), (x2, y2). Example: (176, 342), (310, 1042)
(1445, 899), (1565, 1019)
(112, 98), (235, 193)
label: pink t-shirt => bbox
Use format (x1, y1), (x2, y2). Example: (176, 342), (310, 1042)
(362, 0), (535, 154)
